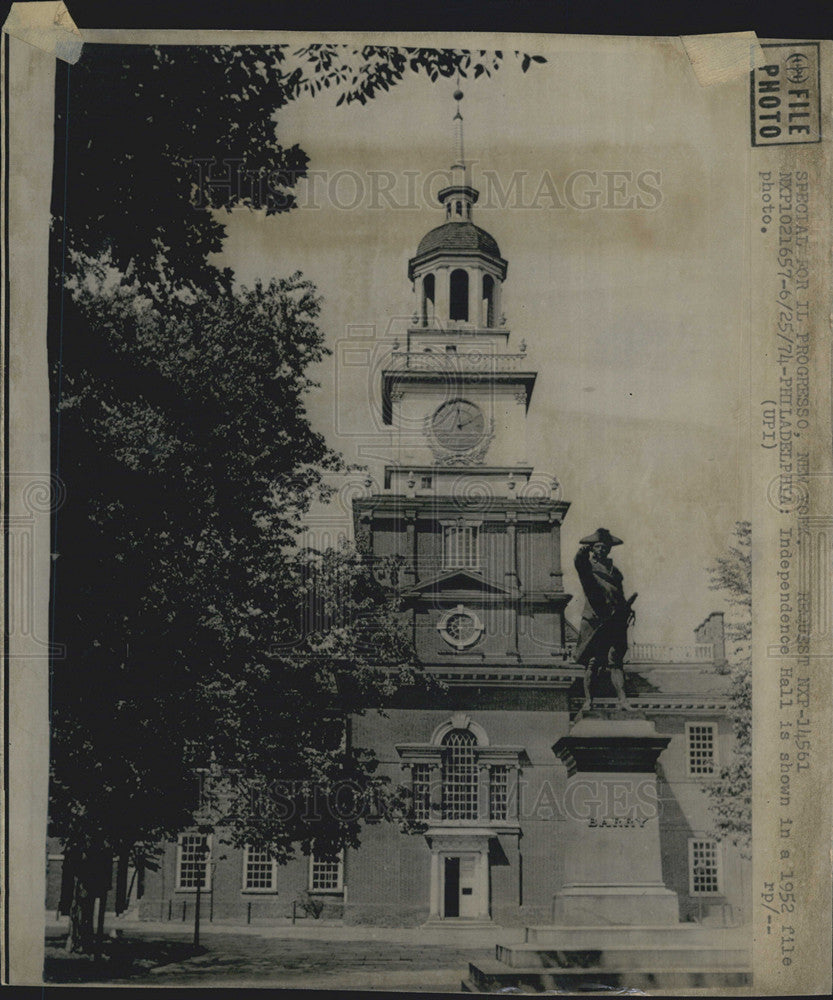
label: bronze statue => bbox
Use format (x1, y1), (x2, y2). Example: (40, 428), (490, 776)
(574, 528), (637, 713)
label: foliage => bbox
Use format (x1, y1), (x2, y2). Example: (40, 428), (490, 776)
(296, 891), (324, 920)
(709, 521), (751, 644)
(48, 269), (420, 950)
(702, 521), (751, 857)
(56, 44), (545, 292)
(292, 44), (547, 104)
(209, 544), (423, 863)
(48, 272), (324, 844)
(50, 264), (422, 833)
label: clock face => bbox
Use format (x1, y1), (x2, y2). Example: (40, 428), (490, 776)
(431, 400), (486, 453)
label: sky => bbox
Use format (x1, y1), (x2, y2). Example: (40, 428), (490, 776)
(214, 36), (752, 643)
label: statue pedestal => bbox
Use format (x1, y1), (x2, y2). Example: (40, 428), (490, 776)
(552, 713), (679, 926)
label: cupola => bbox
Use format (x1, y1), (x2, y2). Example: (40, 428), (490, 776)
(408, 87), (508, 329)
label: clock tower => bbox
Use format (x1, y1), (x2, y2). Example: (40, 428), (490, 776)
(126, 86), (747, 945)
(354, 89), (574, 661)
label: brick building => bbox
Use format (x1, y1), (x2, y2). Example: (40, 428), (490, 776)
(46, 102), (750, 933)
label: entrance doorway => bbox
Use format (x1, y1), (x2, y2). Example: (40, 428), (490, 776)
(428, 835), (491, 922)
(443, 854), (478, 918)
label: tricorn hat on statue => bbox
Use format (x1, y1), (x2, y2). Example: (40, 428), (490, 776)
(580, 527), (623, 547)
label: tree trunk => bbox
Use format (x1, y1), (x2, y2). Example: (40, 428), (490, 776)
(115, 850), (129, 915)
(65, 875), (95, 954)
(63, 846), (113, 954)
(94, 890), (108, 958)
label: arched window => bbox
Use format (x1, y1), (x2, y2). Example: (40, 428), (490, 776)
(442, 729), (478, 819)
(449, 269), (469, 322)
(482, 275), (495, 328)
(421, 273), (435, 327)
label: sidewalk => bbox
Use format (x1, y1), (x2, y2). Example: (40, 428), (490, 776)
(44, 919), (506, 989)
(46, 913), (524, 948)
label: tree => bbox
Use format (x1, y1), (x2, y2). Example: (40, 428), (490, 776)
(702, 521), (751, 857)
(215, 544), (424, 863)
(49, 271), (419, 949)
(48, 42), (546, 952)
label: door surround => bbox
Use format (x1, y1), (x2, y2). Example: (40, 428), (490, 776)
(427, 830), (491, 920)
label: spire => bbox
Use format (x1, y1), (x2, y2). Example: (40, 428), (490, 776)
(451, 82), (465, 173)
(432, 81), (480, 225)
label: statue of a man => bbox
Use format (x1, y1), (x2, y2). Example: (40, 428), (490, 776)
(574, 528), (637, 712)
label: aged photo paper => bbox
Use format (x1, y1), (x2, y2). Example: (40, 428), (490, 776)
(2, 14), (832, 995)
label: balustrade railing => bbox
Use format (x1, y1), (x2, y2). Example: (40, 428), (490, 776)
(629, 642), (715, 663)
(385, 351), (529, 373)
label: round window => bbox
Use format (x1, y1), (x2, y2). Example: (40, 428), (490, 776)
(438, 604), (485, 650)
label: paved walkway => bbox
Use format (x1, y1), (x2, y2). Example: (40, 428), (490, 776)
(46, 914), (523, 946)
(44, 918), (518, 989)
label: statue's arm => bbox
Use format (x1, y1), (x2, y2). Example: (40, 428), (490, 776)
(574, 544), (592, 574)
(574, 546), (608, 616)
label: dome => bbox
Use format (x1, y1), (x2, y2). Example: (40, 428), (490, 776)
(415, 221), (502, 261)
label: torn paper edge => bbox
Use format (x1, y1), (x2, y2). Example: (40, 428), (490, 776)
(2, 2), (83, 65)
(681, 30), (766, 86)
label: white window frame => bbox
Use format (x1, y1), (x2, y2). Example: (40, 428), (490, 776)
(685, 721), (718, 777)
(688, 838), (723, 896)
(441, 728), (480, 821)
(411, 763), (432, 822)
(175, 833), (212, 892)
(440, 520), (481, 571)
(242, 845), (278, 893)
(308, 851), (344, 893)
(489, 764), (510, 821)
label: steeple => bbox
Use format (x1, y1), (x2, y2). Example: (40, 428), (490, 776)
(439, 85), (478, 224)
(408, 85), (507, 328)
(451, 85), (465, 172)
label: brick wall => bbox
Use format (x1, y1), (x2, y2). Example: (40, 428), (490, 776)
(139, 836), (342, 925)
(655, 713), (748, 924)
(347, 703), (573, 925)
(90, 694), (749, 929)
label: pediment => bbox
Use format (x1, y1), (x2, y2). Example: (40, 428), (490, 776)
(406, 569), (512, 596)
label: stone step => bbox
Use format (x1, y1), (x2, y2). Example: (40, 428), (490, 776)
(523, 923), (745, 948)
(420, 917), (496, 930)
(467, 959), (752, 993)
(496, 942), (749, 970)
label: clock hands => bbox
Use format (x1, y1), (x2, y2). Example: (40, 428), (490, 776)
(433, 402), (483, 441)
(450, 403), (481, 431)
